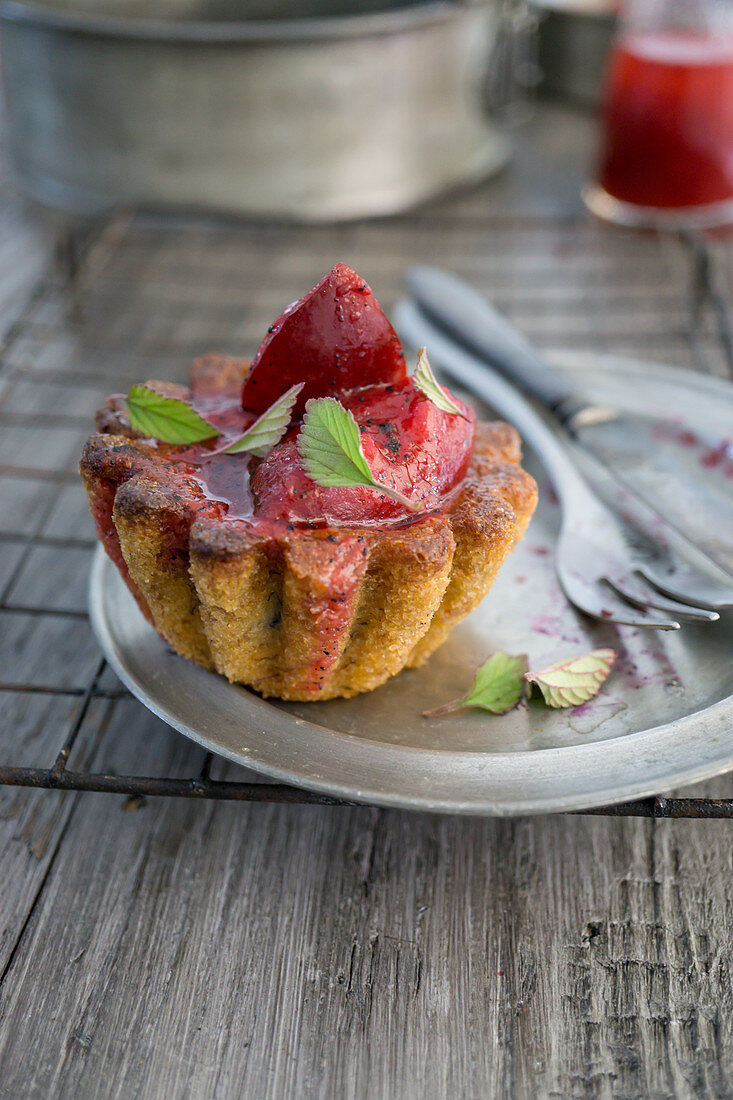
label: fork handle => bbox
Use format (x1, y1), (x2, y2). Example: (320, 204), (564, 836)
(406, 265), (588, 425)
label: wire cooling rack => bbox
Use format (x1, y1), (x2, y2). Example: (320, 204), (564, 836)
(0, 214), (731, 820)
(2, 757), (733, 816)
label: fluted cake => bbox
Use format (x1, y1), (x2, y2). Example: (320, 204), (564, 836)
(81, 265), (537, 701)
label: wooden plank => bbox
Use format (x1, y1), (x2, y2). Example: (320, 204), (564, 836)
(1, 375), (114, 419)
(0, 188), (50, 346)
(44, 218), (727, 380)
(0, 541), (28, 594)
(0, 613), (100, 692)
(0, 476), (58, 536)
(0, 741), (732, 1098)
(0, 423), (88, 474)
(4, 544), (94, 613)
(39, 483), (96, 544)
(0, 690), (101, 975)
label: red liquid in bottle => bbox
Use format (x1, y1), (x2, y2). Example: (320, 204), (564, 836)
(597, 32), (733, 210)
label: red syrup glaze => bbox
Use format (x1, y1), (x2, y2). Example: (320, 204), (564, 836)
(253, 379), (475, 526)
(102, 374), (475, 538)
(649, 419), (733, 478)
(285, 534), (372, 697)
(175, 389), (257, 519)
(146, 375), (474, 529)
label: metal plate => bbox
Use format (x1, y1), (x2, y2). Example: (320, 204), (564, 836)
(89, 353), (733, 815)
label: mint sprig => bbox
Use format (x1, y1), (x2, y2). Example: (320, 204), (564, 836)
(125, 385), (219, 445)
(526, 648), (617, 708)
(423, 647), (618, 718)
(413, 348), (469, 420)
(423, 652), (527, 717)
(296, 397), (422, 513)
(222, 383), (303, 457)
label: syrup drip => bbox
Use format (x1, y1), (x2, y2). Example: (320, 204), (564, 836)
(191, 392), (252, 438)
(173, 386), (257, 520)
(191, 454), (255, 521)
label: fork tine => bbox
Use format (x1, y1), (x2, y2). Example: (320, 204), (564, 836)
(607, 575), (720, 623)
(637, 563), (733, 610)
(582, 598), (680, 631)
(558, 434), (733, 595)
(557, 574), (681, 630)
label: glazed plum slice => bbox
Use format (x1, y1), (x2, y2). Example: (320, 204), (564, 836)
(241, 263), (407, 416)
(252, 378), (476, 525)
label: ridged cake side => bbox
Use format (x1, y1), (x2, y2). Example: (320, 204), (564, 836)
(407, 422), (536, 668)
(81, 420), (537, 701)
(188, 518), (456, 699)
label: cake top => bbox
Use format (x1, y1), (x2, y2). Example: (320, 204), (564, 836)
(98, 264), (475, 528)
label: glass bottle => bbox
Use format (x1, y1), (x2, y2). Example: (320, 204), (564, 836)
(584, 0), (733, 228)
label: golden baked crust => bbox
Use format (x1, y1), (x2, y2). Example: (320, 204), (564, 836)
(80, 364), (537, 701)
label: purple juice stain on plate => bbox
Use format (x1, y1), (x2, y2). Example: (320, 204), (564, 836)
(701, 441), (733, 477)
(651, 418), (733, 478)
(529, 612), (584, 646)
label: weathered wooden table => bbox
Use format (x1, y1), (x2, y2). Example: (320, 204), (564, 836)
(0, 105), (732, 1099)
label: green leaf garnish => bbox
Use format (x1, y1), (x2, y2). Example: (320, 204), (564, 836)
(423, 647), (618, 718)
(422, 651), (528, 717)
(296, 397), (422, 513)
(413, 348), (469, 420)
(525, 648), (617, 708)
(223, 383), (303, 457)
(125, 385), (219, 445)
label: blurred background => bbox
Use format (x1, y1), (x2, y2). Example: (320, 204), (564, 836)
(0, 0), (729, 269)
(0, 0), (617, 224)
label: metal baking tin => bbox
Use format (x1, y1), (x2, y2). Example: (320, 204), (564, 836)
(0, 0), (510, 220)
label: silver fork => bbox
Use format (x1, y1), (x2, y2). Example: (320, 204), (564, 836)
(395, 299), (733, 630)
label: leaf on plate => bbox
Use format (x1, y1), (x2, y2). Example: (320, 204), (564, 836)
(413, 347), (469, 420)
(125, 385), (219, 445)
(296, 397), (422, 512)
(525, 648), (617, 708)
(423, 651), (528, 717)
(223, 383), (303, 457)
